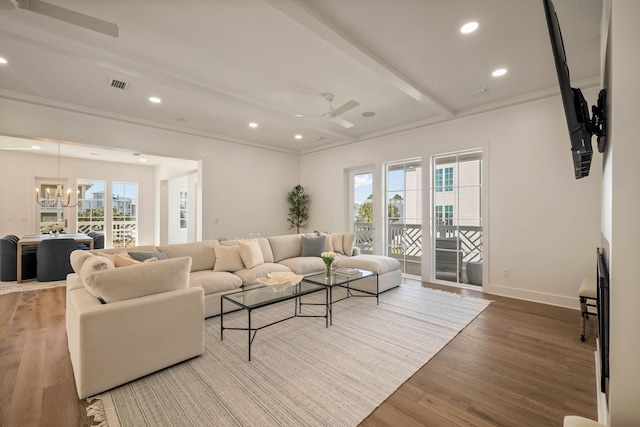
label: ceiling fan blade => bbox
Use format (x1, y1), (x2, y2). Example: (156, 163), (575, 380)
(20, 0), (119, 37)
(333, 99), (360, 116)
(334, 116), (355, 129)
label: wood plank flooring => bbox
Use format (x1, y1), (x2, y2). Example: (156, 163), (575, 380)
(0, 281), (597, 427)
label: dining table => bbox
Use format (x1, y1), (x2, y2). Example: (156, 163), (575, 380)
(16, 233), (93, 283)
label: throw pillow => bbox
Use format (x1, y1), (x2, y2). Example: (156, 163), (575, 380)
(301, 235), (326, 257)
(114, 251), (159, 267)
(343, 233), (356, 256)
(70, 250), (94, 273)
(128, 250), (167, 262)
(79, 255), (115, 298)
(319, 232), (334, 252)
(84, 257), (192, 303)
(213, 244), (245, 272)
(332, 233), (344, 254)
(237, 239), (264, 269)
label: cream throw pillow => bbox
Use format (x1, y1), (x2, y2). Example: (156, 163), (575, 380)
(84, 257), (192, 303)
(343, 233), (356, 256)
(213, 244), (245, 272)
(238, 239), (264, 269)
(70, 250), (94, 273)
(79, 255), (115, 298)
(332, 233), (344, 254)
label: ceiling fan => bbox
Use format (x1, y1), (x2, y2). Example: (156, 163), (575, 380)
(0, 0), (119, 37)
(297, 93), (360, 128)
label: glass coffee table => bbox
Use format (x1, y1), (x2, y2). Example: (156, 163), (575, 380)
(220, 282), (328, 361)
(302, 269), (377, 325)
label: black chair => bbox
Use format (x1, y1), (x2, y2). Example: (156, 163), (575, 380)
(77, 232), (105, 250)
(91, 232), (105, 249)
(0, 235), (37, 282)
(36, 238), (77, 282)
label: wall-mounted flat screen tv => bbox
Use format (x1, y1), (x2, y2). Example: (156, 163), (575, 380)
(542, 0), (607, 179)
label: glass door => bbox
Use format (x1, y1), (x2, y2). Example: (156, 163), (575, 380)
(349, 168), (374, 254)
(431, 150), (483, 286)
(384, 158), (422, 277)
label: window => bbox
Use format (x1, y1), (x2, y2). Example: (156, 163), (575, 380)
(77, 180), (106, 234)
(112, 182), (137, 248)
(435, 167), (453, 192)
(444, 167), (454, 192)
(431, 150), (483, 286)
(435, 205), (454, 226)
(179, 189), (188, 230)
(384, 158), (422, 277)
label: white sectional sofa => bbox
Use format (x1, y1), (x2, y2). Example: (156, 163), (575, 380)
(71, 232), (402, 318)
(65, 232), (401, 398)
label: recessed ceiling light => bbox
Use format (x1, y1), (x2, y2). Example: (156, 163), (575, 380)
(149, 96), (162, 103)
(32, 145), (41, 149)
(295, 114), (303, 117)
(492, 68), (507, 77)
(249, 122), (258, 128)
(140, 158), (147, 162)
(460, 22), (479, 34)
(294, 134), (303, 140)
(361, 111), (376, 118)
(171, 115), (186, 122)
(0, 57), (7, 65)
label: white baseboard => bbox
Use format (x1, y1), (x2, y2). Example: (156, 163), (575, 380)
(594, 342), (609, 425)
(483, 283), (579, 309)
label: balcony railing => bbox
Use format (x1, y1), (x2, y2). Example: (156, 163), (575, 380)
(354, 222), (374, 254)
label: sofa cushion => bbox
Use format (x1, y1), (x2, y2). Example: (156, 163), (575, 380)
(343, 233), (356, 256)
(233, 263), (291, 287)
(79, 256), (115, 298)
(278, 257), (325, 275)
(84, 257), (192, 304)
(300, 235), (326, 257)
(157, 240), (217, 272)
(332, 233), (344, 254)
(128, 250), (167, 262)
(268, 234), (302, 262)
(335, 254), (401, 274)
(318, 232), (334, 252)
(70, 249), (94, 273)
(213, 244), (244, 272)
(237, 239), (264, 269)
(189, 270), (242, 294)
(90, 245), (157, 256)
(114, 252), (158, 267)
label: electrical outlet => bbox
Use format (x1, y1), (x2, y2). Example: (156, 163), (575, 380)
(503, 269), (510, 277)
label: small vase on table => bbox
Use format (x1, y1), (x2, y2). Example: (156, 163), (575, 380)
(321, 251), (336, 280)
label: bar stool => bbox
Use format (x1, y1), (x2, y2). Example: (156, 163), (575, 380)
(579, 276), (597, 342)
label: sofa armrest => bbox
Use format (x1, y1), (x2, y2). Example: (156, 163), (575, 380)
(351, 247), (361, 256)
(67, 286), (204, 398)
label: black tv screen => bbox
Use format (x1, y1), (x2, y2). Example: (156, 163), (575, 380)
(542, 0), (594, 179)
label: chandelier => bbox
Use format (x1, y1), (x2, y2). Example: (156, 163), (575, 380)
(35, 143), (78, 208)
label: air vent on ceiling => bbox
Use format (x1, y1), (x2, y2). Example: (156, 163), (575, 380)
(109, 78), (129, 90)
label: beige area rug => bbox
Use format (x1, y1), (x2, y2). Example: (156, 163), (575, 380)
(0, 279), (66, 295)
(92, 285), (491, 427)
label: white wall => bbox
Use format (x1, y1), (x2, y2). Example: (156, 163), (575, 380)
(0, 97), (301, 241)
(0, 149), (156, 244)
(302, 90), (602, 308)
(605, 1), (640, 424)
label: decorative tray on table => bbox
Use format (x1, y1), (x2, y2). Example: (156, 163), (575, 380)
(256, 271), (304, 291)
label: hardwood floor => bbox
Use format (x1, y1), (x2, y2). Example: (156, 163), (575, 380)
(0, 282), (597, 427)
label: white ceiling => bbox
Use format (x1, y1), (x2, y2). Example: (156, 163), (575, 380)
(0, 0), (602, 159)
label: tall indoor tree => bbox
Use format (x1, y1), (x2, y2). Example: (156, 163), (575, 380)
(287, 185), (310, 233)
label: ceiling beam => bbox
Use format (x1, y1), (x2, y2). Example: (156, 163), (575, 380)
(265, 0), (455, 119)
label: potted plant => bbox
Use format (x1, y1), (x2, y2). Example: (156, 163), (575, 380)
(287, 185), (310, 233)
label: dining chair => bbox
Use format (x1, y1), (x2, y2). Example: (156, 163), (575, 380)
(36, 238), (77, 282)
(0, 235), (37, 282)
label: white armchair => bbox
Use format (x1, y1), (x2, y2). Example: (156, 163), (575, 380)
(66, 256), (204, 399)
